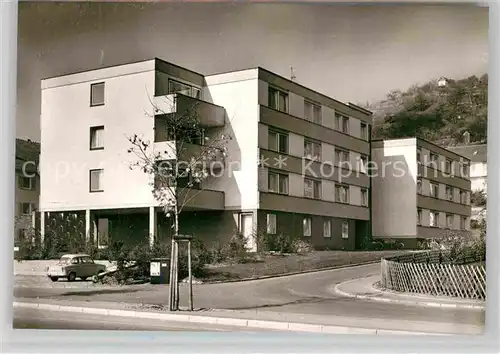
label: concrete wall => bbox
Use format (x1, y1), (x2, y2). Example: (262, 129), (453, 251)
(204, 69), (260, 211)
(371, 139), (418, 238)
(40, 60), (158, 211)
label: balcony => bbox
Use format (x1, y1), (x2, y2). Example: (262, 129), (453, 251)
(179, 188), (225, 211)
(153, 141), (225, 168)
(153, 93), (225, 128)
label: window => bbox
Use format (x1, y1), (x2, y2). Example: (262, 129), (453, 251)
(341, 221), (349, 239)
(268, 130), (288, 154)
(90, 126), (104, 150)
(323, 220), (331, 238)
(304, 101), (321, 124)
(335, 114), (350, 133)
(444, 159), (452, 174)
(268, 171), (288, 194)
(361, 188), (368, 207)
(89, 169), (104, 192)
(303, 217), (312, 237)
(18, 175), (34, 190)
(268, 87), (288, 113)
(304, 140), (321, 160)
(335, 149), (350, 165)
(81, 256), (95, 264)
(460, 216), (467, 230)
(304, 178), (321, 199)
(98, 218), (109, 247)
(430, 182), (439, 198)
(360, 123), (368, 140)
(429, 153), (439, 168)
(359, 155), (368, 173)
(168, 79), (192, 96)
(446, 214), (454, 229)
(461, 162), (469, 177)
(445, 185), (453, 201)
(430, 211), (439, 227)
(335, 184), (350, 204)
(417, 209), (422, 225)
(417, 178), (422, 194)
(416, 148), (422, 164)
(459, 190), (467, 204)
(90, 82), (105, 106)
(192, 87), (202, 100)
(267, 214), (277, 235)
(20, 202), (35, 215)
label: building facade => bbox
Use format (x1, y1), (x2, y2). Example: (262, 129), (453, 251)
(447, 144), (487, 193)
(15, 139), (40, 249)
(39, 58), (372, 251)
(371, 138), (472, 248)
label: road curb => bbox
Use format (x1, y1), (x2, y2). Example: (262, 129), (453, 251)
(333, 277), (485, 310)
(13, 301), (446, 335)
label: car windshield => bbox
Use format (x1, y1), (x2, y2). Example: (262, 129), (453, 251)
(58, 257), (72, 265)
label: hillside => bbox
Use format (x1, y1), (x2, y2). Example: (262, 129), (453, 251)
(365, 74), (487, 146)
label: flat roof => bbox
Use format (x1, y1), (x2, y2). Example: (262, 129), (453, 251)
(372, 137), (471, 162)
(40, 56), (372, 117)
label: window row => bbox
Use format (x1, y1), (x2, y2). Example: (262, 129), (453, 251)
(267, 171), (368, 206)
(268, 129), (368, 171)
(266, 213), (350, 239)
(268, 86), (370, 141)
(417, 208), (468, 230)
(416, 147), (469, 178)
(89, 78), (201, 108)
(416, 178), (469, 205)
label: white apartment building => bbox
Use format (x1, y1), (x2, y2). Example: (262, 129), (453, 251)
(371, 138), (472, 248)
(40, 58), (373, 251)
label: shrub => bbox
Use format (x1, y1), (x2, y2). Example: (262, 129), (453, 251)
(260, 231), (296, 254)
(291, 239), (312, 254)
(221, 231), (248, 259)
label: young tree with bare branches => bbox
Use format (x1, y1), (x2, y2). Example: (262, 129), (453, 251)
(128, 94), (231, 310)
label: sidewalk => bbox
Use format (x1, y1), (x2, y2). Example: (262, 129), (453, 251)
(13, 297), (483, 335)
(333, 275), (485, 310)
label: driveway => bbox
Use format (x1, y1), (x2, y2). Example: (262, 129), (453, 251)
(14, 263), (484, 327)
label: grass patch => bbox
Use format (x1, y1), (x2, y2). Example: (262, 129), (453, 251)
(201, 250), (409, 282)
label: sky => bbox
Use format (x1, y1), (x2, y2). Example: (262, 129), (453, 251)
(17, 2), (489, 142)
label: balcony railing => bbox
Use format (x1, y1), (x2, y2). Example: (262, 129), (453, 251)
(153, 93), (225, 128)
(179, 188), (225, 211)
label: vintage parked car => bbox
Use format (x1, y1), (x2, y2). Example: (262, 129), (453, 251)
(46, 254), (107, 282)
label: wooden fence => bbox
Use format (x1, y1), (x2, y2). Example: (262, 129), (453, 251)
(380, 251), (486, 301)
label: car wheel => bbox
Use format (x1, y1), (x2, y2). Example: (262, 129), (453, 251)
(67, 272), (76, 282)
(50, 276), (59, 282)
(80, 276), (88, 281)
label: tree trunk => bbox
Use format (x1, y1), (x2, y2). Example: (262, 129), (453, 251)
(168, 202), (179, 311)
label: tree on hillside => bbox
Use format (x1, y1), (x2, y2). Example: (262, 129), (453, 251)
(127, 95), (231, 311)
(370, 74), (487, 144)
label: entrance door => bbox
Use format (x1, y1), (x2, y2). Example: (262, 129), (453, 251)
(239, 213), (256, 252)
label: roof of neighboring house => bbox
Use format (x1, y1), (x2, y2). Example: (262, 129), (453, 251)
(447, 144), (487, 163)
(15, 138), (40, 174)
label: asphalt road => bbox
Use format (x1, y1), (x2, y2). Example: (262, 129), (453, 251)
(14, 263), (485, 327)
(13, 307), (270, 332)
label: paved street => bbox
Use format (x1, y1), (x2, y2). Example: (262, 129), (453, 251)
(13, 307), (274, 332)
(14, 263), (485, 328)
